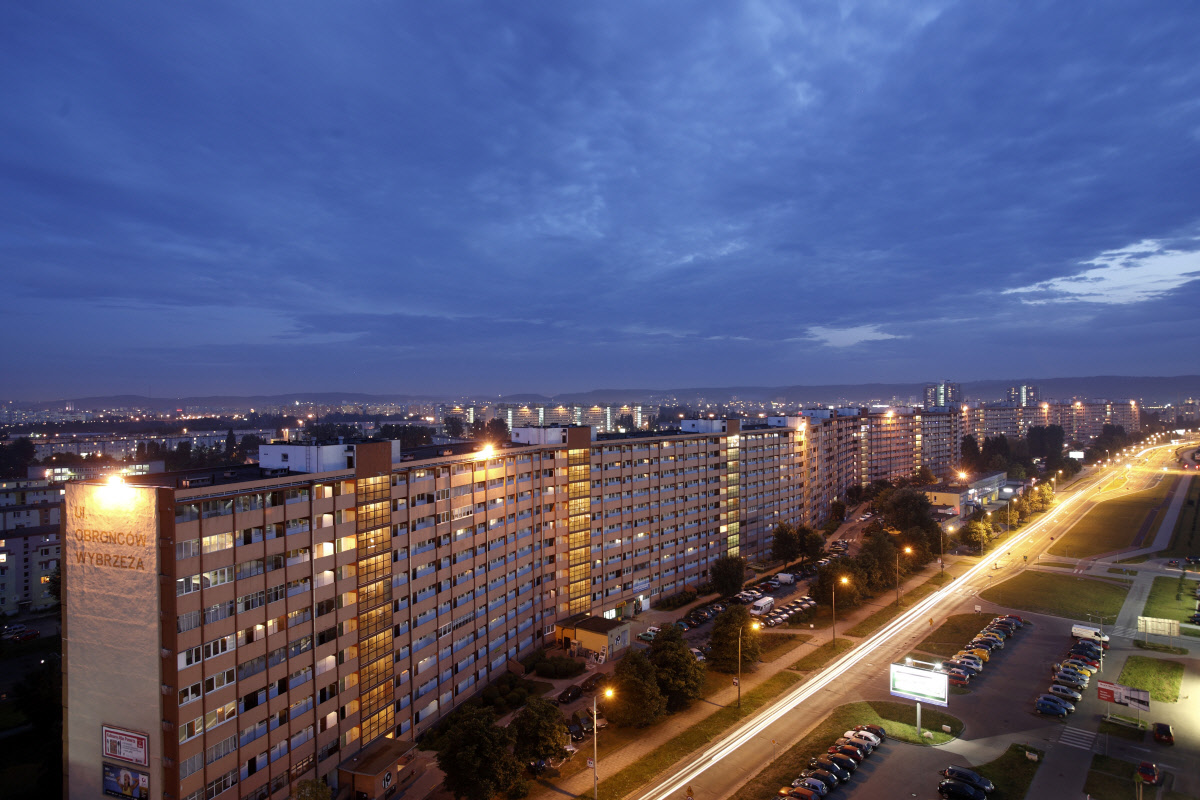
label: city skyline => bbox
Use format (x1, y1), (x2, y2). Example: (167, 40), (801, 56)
(5, 3), (1200, 399)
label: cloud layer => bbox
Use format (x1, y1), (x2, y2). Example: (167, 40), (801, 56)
(3, 2), (1200, 399)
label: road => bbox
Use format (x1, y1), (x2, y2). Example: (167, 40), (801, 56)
(633, 436), (1197, 800)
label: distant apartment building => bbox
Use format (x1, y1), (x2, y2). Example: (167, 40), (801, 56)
(923, 381), (962, 408)
(962, 400), (1140, 444)
(766, 410), (861, 528)
(859, 408), (920, 485)
(0, 479), (62, 615)
(1007, 384), (1039, 406)
(26, 429), (276, 461)
(438, 404), (654, 433)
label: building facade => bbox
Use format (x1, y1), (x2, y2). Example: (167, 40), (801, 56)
(0, 479), (62, 615)
(923, 381), (961, 409)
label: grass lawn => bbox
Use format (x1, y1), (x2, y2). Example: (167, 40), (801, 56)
(1141, 576), (1200, 632)
(1133, 640), (1189, 655)
(1038, 560), (1077, 569)
(757, 632), (811, 662)
(844, 572), (953, 638)
(1048, 478), (1173, 559)
(917, 613), (998, 658)
(1083, 754), (1137, 800)
(1098, 719), (1146, 741)
(979, 571), (1128, 622)
(728, 701), (963, 800)
(973, 743), (1046, 800)
(1107, 566), (1138, 576)
(1117, 655), (1185, 703)
(789, 638), (856, 672)
(583, 671), (802, 800)
(1160, 475), (1199, 558)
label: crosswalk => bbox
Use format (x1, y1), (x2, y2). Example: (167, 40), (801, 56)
(1107, 625), (1138, 639)
(1058, 726), (1098, 750)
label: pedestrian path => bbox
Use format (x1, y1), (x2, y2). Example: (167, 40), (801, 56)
(1107, 625), (1139, 640)
(1057, 726), (1098, 750)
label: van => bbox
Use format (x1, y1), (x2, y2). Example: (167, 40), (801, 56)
(750, 597), (775, 616)
(1071, 624), (1110, 644)
(776, 573), (796, 585)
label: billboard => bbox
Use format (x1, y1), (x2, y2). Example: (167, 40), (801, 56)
(1097, 680), (1117, 703)
(102, 725), (149, 767)
(1068, 451), (1085, 460)
(889, 663), (948, 707)
(1097, 680), (1150, 712)
(102, 763), (149, 799)
(1137, 616), (1180, 637)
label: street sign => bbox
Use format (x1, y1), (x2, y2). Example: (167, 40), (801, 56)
(587, 759), (594, 769)
(889, 662), (948, 707)
(974, 605), (981, 613)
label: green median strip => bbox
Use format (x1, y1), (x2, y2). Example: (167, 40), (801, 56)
(1082, 754), (1137, 800)
(789, 638), (855, 672)
(979, 571), (1128, 620)
(587, 671), (802, 800)
(843, 571), (953, 638)
(1117, 655), (1184, 703)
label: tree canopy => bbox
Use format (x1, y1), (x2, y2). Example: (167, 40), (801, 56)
(435, 705), (523, 800)
(709, 555), (746, 598)
(510, 696), (569, 764)
(647, 624), (705, 711)
(607, 650), (666, 727)
(706, 604), (760, 674)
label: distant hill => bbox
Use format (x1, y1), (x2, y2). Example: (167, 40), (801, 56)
(19, 375), (1200, 411)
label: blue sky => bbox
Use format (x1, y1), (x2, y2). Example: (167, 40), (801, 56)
(4, 2), (1200, 400)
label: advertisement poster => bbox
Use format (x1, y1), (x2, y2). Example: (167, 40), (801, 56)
(103, 725), (149, 766)
(102, 763), (150, 799)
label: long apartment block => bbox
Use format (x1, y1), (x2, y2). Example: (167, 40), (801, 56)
(63, 417), (862, 800)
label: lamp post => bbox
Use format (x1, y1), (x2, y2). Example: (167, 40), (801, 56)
(831, 576), (849, 641)
(737, 620), (760, 708)
(895, 546), (912, 606)
(984, 511), (992, 557)
(593, 687), (613, 800)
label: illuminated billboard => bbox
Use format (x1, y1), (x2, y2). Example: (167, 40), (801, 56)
(889, 662), (948, 707)
(102, 763), (149, 799)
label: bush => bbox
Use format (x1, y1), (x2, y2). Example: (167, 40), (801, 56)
(657, 589), (698, 610)
(533, 656), (584, 679)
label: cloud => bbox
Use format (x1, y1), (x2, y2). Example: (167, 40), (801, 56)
(1005, 239), (1200, 304)
(803, 325), (904, 347)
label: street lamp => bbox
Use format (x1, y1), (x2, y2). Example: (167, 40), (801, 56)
(593, 687), (613, 800)
(896, 546), (912, 606)
(831, 576), (849, 642)
(737, 620), (760, 708)
(984, 511), (992, 556)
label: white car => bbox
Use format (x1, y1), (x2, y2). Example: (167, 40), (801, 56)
(843, 729), (881, 747)
(1047, 684), (1082, 702)
(791, 777), (828, 796)
(689, 648), (706, 662)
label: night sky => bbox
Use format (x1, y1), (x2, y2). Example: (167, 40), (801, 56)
(4, 2), (1200, 401)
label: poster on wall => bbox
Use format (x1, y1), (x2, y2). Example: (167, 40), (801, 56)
(103, 725), (149, 766)
(102, 763), (150, 799)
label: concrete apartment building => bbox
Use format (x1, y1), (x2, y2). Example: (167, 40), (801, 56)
(0, 479), (63, 614)
(64, 417), (865, 800)
(962, 400), (1140, 444)
(923, 381), (961, 408)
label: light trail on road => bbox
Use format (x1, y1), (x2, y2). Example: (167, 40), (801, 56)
(636, 440), (1190, 800)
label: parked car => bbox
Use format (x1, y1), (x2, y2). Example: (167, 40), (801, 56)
(1053, 673), (1087, 691)
(944, 669), (970, 687)
(944, 660), (980, 677)
(1137, 762), (1162, 786)
(1062, 659), (1096, 676)
(844, 729), (881, 747)
(1064, 652), (1099, 669)
(689, 648), (706, 662)
(781, 787), (819, 800)
(558, 685), (583, 704)
(853, 723), (887, 739)
(580, 715), (594, 734)
(824, 752), (858, 773)
(958, 648), (989, 662)
(12, 630), (40, 641)
(1153, 723), (1174, 745)
(567, 721), (585, 742)
(1037, 694), (1075, 713)
(1047, 684), (1082, 702)
(798, 768), (839, 789)
(940, 766), (994, 793)
(828, 743), (867, 761)
(1035, 699), (1068, 718)
(790, 776), (827, 796)
(581, 672), (608, 692)
(807, 756), (852, 781)
(586, 706), (608, 728)
(674, 620), (690, 631)
(938, 778), (987, 800)
(1, 623), (28, 640)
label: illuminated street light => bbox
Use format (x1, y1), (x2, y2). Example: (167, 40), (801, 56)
(832, 576), (850, 641)
(737, 620), (760, 708)
(594, 687), (613, 800)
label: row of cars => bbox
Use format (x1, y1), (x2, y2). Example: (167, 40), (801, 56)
(934, 614), (1026, 688)
(935, 765), (994, 799)
(1035, 636), (1106, 717)
(775, 724), (887, 798)
(760, 596), (818, 628)
(0, 623), (39, 642)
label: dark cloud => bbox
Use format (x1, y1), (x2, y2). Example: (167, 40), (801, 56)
(3, 1), (1200, 399)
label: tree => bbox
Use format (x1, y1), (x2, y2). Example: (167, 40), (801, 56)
(224, 428), (236, 458)
(962, 520), (991, 550)
(607, 650), (666, 727)
(913, 466), (936, 486)
(797, 526), (825, 566)
(484, 418), (510, 443)
(960, 435), (981, 472)
(707, 604), (760, 674)
(436, 705), (523, 800)
(709, 555), (746, 598)
(294, 780), (333, 800)
(444, 415), (466, 439)
(829, 500), (847, 523)
(616, 413), (636, 431)
(510, 696), (569, 764)
(770, 523), (799, 564)
(878, 488), (935, 533)
(0, 437), (37, 480)
(48, 564), (61, 605)
(647, 624), (705, 710)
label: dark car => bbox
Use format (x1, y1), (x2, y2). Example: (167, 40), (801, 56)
(808, 756), (852, 780)
(1035, 699), (1068, 718)
(967, 639), (1000, 652)
(579, 715), (594, 734)
(940, 766), (994, 793)
(558, 685), (583, 704)
(12, 630), (40, 641)
(1036, 694), (1074, 713)
(1137, 762), (1162, 785)
(782, 788), (818, 800)
(567, 721), (585, 742)
(853, 723), (887, 739)
(674, 620), (690, 631)
(828, 745), (865, 762)
(1153, 723), (1174, 745)
(1188, 613), (1200, 624)
(799, 768), (839, 789)
(833, 736), (872, 755)
(1186, 555), (1200, 565)
(580, 672), (607, 693)
(938, 778), (987, 800)
(944, 660), (980, 677)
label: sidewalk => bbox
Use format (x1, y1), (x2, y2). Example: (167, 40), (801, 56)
(527, 559), (961, 800)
